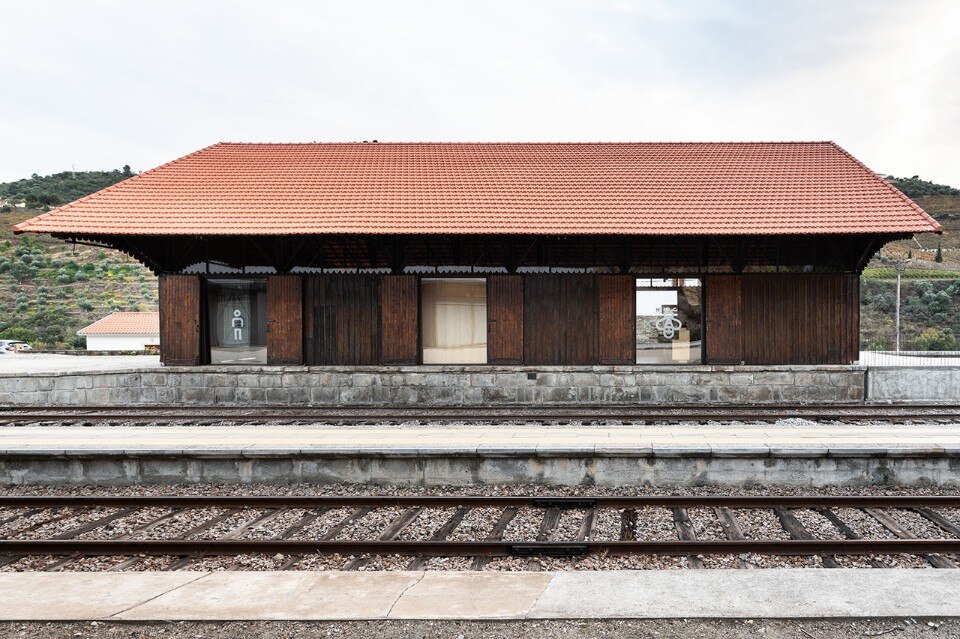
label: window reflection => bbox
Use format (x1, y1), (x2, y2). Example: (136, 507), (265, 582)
(421, 278), (487, 364)
(208, 278), (267, 365)
(636, 278), (702, 364)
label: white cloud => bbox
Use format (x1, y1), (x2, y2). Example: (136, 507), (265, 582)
(1, 0), (958, 185)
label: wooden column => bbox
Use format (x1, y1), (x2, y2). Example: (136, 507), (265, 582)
(704, 275), (743, 365)
(158, 274), (201, 366)
(266, 275), (303, 365)
(487, 274), (524, 364)
(380, 275), (419, 364)
(598, 275), (635, 365)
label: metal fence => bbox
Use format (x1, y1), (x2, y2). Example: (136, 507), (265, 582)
(858, 350), (960, 366)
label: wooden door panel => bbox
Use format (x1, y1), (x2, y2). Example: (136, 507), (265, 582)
(381, 275), (418, 364)
(159, 275), (201, 366)
(267, 275), (303, 365)
(487, 275), (523, 364)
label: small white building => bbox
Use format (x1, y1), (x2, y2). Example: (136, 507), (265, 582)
(77, 312), (160, 351)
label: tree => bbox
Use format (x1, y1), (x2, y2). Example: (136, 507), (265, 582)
(916, 327), (959, 352)
(0, 327), (38, 343)
(935, 242), (943, 263)
(9, 260), (38, 282)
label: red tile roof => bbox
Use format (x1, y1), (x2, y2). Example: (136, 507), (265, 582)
(77, 312), (159, 335)
(14, 142), (940, 236)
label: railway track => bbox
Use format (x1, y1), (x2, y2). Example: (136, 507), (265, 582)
(2, 404), (960, 425)
(2, 495), (960, 569)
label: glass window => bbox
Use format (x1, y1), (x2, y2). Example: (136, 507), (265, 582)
(636, 278), (702, 364)
(207, 278), (267, 365)
(421, 278), (487, 364)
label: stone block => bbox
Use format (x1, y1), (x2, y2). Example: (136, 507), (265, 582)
(264, 388), (292, 404)
(235, 387), (267, 403)
(82, 388), (112, 404)
(258, 375), (283, 388)
(743, 385), (775, 403)
(237, 374), (261, 388)
(483, 386), (517, 403)
(139, 458), (189, 483)
(15, 378), (39, 392)
(339, 386), (372, 404)
(753, 372), (794, 385)
(309, 387), (338, 404)
(571, 373), (600, 386)
(728, 373), (754, 386)
(299, 458), (371, 484)
(213, 387), (237, 404)
(181, 387), (215, 404)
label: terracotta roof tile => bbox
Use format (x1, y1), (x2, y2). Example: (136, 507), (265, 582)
(77, 312), (159, 335)
(14, 142), (941, 236)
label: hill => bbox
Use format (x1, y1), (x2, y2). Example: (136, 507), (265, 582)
(0, 169), (157, 348)
(0, 167), (134, 208)
(1, 167), (958, 352)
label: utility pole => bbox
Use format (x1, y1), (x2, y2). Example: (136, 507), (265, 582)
(894, 258), (911, 352)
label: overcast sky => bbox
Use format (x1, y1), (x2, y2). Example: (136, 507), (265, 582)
(2, 0), (958, 185)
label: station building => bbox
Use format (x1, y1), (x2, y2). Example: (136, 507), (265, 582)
(14, 142), (941, 369)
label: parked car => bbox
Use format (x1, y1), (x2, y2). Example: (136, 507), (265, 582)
(0, 340), (31, 354)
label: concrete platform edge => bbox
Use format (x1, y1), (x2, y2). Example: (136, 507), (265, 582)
(0, 570), (958, 621)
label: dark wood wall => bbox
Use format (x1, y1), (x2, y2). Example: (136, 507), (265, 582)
(266, 275), (303, 365)
(158, 275), (201, 365)
(598, 275), (635, 365)
(160, 271), (860, 367)
(705, 274), (859, 365)
(303, 275), (382, 365)
(704, 276), (742, 365)
(524, 274), (600, 365)
(380, 275), (419, 364)
(487, 275), (524, 364)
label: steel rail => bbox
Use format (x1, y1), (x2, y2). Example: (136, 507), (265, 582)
(3, 495), (960, 508)
(2, 406), (959, 424)
(3, 495), (960, 562)
(2, 539), (960, 557)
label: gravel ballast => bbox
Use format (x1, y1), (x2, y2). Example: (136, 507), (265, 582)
(1, 483), (958, 572)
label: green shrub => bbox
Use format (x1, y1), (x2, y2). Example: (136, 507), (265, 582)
(916, 327), (959, 351)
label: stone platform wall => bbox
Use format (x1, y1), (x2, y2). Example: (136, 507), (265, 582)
(867, 367), (960, 403)
(1, 365), (865, 406)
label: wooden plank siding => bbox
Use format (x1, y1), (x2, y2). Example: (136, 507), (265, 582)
(380, 275), (419, 364)
(523, 274), (599, 365)
(266, 275), (303, 365)
(158, 274), (201, 365)
(487, 275), (524, 364)
(704, 275), (743, 364)
(598, 275), (635, 364)
(707, 274), (860, 365)
(303, 274), (381, 365)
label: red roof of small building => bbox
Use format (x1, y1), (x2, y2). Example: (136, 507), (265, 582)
(14, 142), (940, 236)
(77, 312), (159, 335)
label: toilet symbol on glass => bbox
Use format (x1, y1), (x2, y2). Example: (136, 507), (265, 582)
(650, 309), (682, 340)
(232, 309), (245, 341)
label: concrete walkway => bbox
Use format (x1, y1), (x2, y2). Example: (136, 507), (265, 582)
(0, 570), (958, 620)
(4, 423), (960, 456)
(0, 354), (160, 375)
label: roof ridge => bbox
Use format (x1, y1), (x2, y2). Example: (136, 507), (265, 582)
(213, 140), (837, 146)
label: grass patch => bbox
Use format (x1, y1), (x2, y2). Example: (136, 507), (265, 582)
(862, 267), (960, 280)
